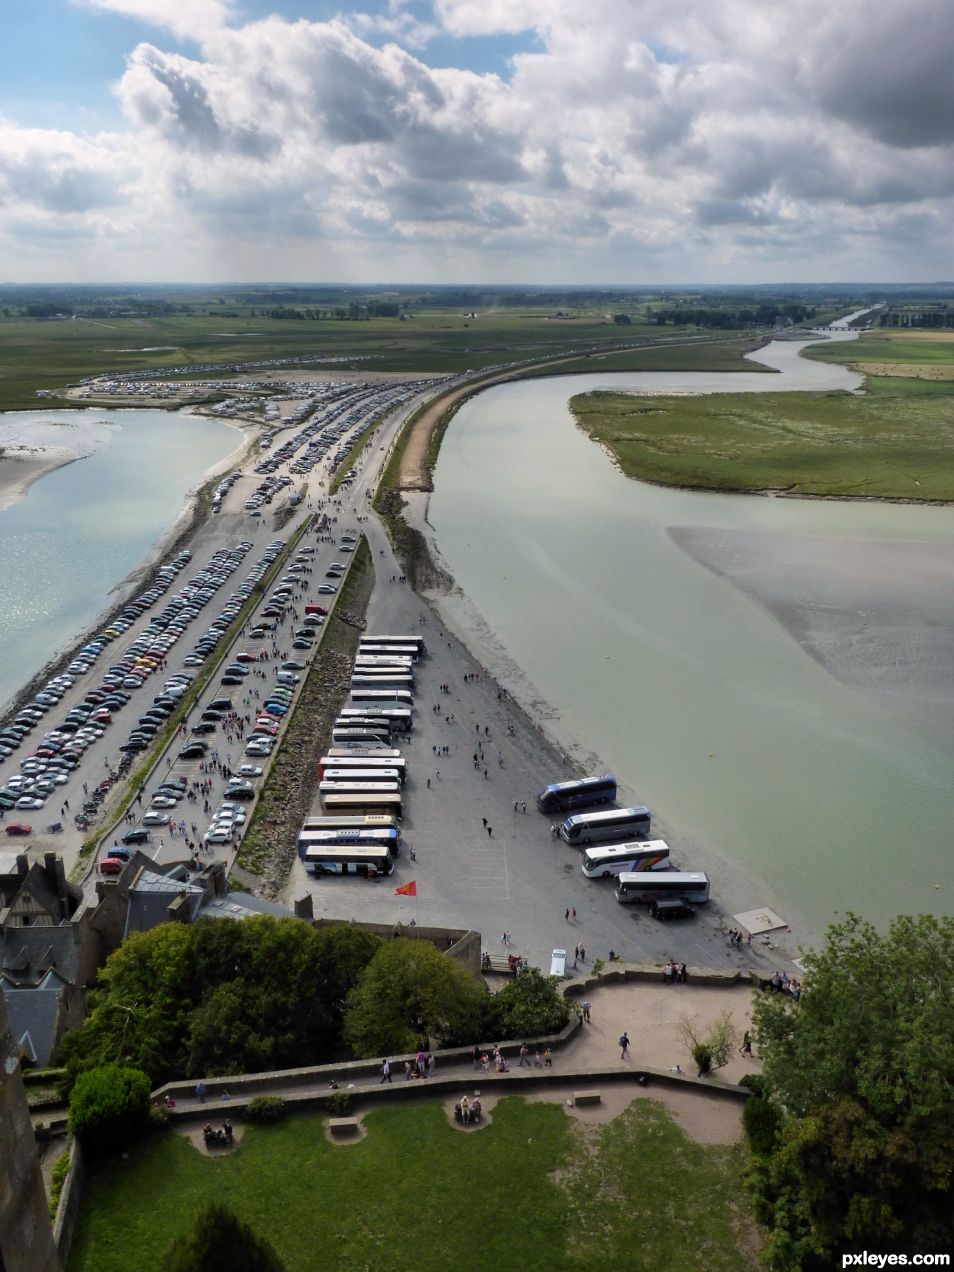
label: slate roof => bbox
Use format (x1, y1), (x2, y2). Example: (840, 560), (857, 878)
(2, 968), (67, 1067)
(123, 869), (206, 938)
(199, 892), (298, 922)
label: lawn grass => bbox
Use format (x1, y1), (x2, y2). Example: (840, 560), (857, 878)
(570, 384), (954, 500)
(67, 1096), (756, 1272)
(806, 330), (954, 381)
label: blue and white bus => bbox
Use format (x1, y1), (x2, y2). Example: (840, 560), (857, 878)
(581, 840), (671, 879)
(536, 775), (617, 814)
(297, 826), (400, 858)
(303, 845), (394, 877)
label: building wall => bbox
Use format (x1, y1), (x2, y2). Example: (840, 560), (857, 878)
(0, 989), (61, 1272)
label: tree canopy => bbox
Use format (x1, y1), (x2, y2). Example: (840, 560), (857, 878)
(484, 968), (569, 1040)
(751, 913), (954, 1266)
(60, 917), (381, 1086)
(343, 938), (486, 1056)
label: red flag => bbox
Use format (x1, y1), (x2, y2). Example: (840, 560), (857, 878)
(395, 881), (417, 897)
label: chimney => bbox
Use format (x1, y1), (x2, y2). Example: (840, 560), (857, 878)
(43, 853), (68, 912)
(294, 894), (314, 920)
(16, 854), (29, 877)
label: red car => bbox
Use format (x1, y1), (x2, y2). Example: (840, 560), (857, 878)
(98, 857), (125, 875)
(5, 822), (32, 836)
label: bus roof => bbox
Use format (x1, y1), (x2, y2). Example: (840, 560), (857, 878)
(564, 806), (650, 824)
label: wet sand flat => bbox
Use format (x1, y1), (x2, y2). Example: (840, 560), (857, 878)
(672, 524), (954, 748)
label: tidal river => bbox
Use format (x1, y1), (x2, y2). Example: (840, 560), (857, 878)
(428, 337), (954, 937)
(0, 407), (241, 711)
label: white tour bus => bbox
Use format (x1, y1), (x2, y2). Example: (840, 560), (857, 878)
(614, 871), (711, 905)
(327, 746), (402, 759)
(337, 706), (412, 733)
(350, 689), (415, 706)
(580, 840), (671, 879)
(559, 806), (651, 846)
(350, 675), (414, 692)
(362, 634), (425, 656)
(297, 827), (399, 857)
(318, 779), (401, 798)
(358, 643), (420, 662)
(320, 763), (405, 785)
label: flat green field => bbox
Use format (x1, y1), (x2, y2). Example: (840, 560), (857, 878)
(807, 330), (954, 370)
(570, 383), (954, 500)
(67, 1097), (756, 1272)
(519, 334), (770, 378)
(0, 312), (667, 410)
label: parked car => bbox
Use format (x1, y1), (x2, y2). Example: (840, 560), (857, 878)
(4, 822), (32, 836)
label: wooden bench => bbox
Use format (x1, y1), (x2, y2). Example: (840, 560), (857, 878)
(573, 1090), (602, 1106)
(328, 1118), (360, 1137)
(481, 954), (527, 974)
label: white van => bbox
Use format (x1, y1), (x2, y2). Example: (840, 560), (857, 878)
(549, 948), (567, 977)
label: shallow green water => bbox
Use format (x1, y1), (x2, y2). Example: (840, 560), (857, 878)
(429, 342), (954, 933)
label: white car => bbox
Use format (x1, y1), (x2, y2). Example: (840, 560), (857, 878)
(236, 764), (263, 777)
(16, 796), (45, 809)
(204, 827), (234, 844)
(141, 811), (170, 827)
(149, 796), (178, 810)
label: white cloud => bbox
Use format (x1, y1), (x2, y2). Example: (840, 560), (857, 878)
(3, 0), (954, 280)
(77, 0), (233, 41)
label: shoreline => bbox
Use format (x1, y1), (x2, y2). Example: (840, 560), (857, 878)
(400, 488), (820, 961)
(0, 445), (84, 512)
(0, 412), (255, 722)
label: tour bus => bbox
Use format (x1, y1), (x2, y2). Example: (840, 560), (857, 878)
(357, 644), (420, 662)
(302, 844), (394, 877)
(614, 871), (711, 905)
(362, 634), (425, 656)
(318, 780), (401, 799)
(337, 706), (413, 733)
(297, 826), (399, 858)
(320, 764), (405, 786)
(559, 806), (652, 846)
(327, 747), (402, 759)
(331, 727), (391, 746)
(535, 774), (617, 814)
(350, 675), (414, 693)
(350, 688), (414, 707)
(322, 791), (404, 819)
(580, 840), (671, 879)
(301, 813), (399, 834)
(353, 655), (415, 670)
(334, 717), (396, 739)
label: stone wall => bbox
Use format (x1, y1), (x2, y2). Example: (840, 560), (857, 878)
(0, 990), (61, 1272)
(52, 1137), (84, 1265)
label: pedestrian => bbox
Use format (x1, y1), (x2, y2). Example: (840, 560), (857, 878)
(427, 1053), (435, 1077)
(579, 944), (586, 961)
(619, 1032), (630, 1060)
(380, 1058), (392, 1084)
(544, 1047), (552, 1067)
(740, 1031), (753, 1056)
(486, 825), (493, 837)
(533, 1049), (543, 1068)
(518, 1043), (530, 1068)
(581, 1000), (591, 1022)
(426, 777), (431, 789)
(473, 1044), (481, 1071)
(573, 944), (579, 965)
(409, 846), (416, 861)
(565, 908), (570, 922)
(571, 907), (576, 921)
(196, 1080), (207, 1103)
(482, 817), (487, 827)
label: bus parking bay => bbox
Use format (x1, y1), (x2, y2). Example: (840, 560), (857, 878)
(283, 607), (771, 977)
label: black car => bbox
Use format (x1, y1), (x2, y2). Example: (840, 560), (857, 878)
(209, 698), (232, 711)
(220, 675), (244, 686)
(120, 828), (152, 845)
(650, 900), (696, 921)
(191, 721), (217, 735)
(178, 742), (208, 759)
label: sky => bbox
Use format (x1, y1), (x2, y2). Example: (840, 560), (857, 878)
(1, 0), (953, 284)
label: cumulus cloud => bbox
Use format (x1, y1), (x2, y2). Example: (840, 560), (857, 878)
(3, 0), (954, 280)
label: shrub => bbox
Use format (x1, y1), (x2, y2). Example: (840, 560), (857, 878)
(692, 1043), (712, 1076)
(483, 967), (570, 1041)
(742, 1093), (782, 1156)
(67, 1064), (151, 1159)
(327, 1090), (353, 1116)
(738, 1073), (766, 1096)
(245, 1095), (286, 1123)
(48, 1149), (71, 1220)
(148, 1104), (171, 1131)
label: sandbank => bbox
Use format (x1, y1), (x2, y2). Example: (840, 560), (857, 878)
(0, 445), (81, 512)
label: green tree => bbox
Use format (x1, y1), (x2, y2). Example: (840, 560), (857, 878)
(60, 923), (192, 1086)
(752, 913), (954, 1266)
(67, 1063), (151, 1158)
(343, 938), (486, 1056)
(484, 968), (569, 1039)
(168, 1203), (285, 1272)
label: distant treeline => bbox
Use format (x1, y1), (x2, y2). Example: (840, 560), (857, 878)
(880, 308), (954, 328)
(649, 302), (814, 328)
